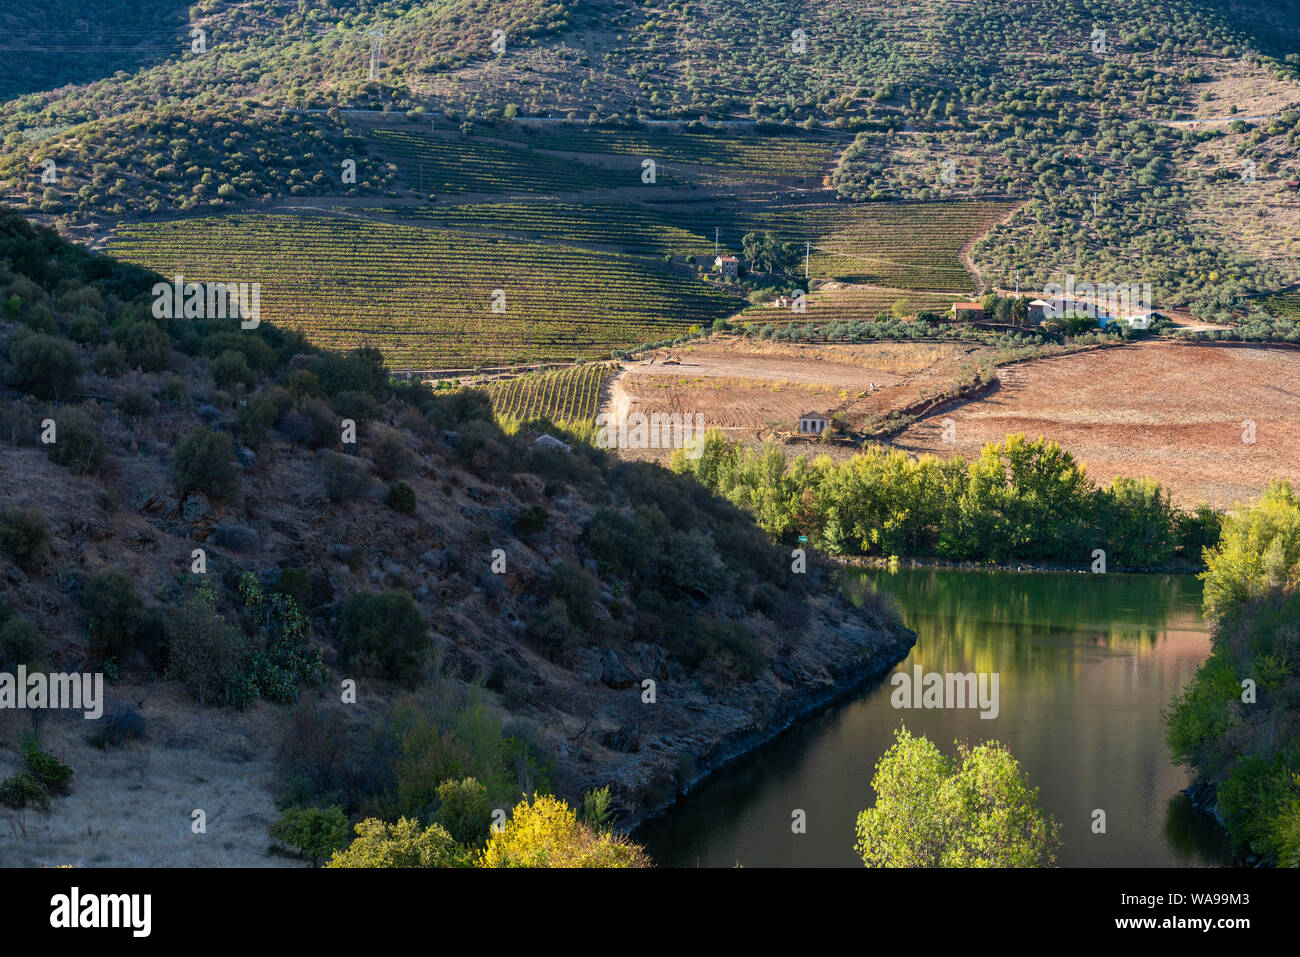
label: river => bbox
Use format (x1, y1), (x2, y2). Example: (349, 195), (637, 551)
(637, 566), (1231, 867)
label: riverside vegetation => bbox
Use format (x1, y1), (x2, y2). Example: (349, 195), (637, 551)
(671, 432), (1222, 570)
(1166, 481), (1300, 866)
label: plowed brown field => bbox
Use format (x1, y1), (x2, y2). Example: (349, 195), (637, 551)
(895, 341), (1300, 507)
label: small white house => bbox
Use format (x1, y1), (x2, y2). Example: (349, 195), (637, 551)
(798, 411), (831, 435)
(715, 255), (740, 278)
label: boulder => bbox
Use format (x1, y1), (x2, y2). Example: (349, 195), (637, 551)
(180, 494), (210, 523)
(534, 433), (571, 453)
(601, 649), (636, 688)
(571, 647), (604, 684)
(598, 725), (640, 753)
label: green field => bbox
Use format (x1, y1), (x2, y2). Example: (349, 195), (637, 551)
(110, 214), (742, 368)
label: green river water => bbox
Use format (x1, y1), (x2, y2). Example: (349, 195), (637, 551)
(638, 566), (1231, 867)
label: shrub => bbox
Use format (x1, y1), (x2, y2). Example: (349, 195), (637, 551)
(749, 581), (783, 616)
(114, 320), (171, 372)
(0, 506), (51, 571)
(373, 434), (416, 480)
(333, 390), (382, 424)
(479, 794), (651, 867)
(46, 407), (106, 474)
(237, 385), (292, 448)
(68, 312), (104, 344)
(165, 587), (244, 706)
(6, 333), (79, 399)
(211, 349), (256, 390)
(514, 506), (548, 535)
(287, 368), (320, 399)
(119, 385), (155, 419)
(88, 707), (147, 749)
(82, 569), (148, 664)
(386, 481), (416, 513)
(526, 597), (580, 652)
(338, 592), (428, 684)
(326, 817), (469, 868)
(279, 398), (337, 448)
(0, 610), (46, 670)
(580, 786), (616, 830)
(273, 566), (315, 611)
(20, 734), (73, 795)
(322, 452), (372, 502)
(311, 347), (389, 398)
(93, 342), (127, 377)
(274, 703), (357, 808)
(433, 777), (492, 846)
(546, 559), (599, 629)
(0, 772), (49, 811)
(270, 805), (350, 865)
(173, 426), (240, 500)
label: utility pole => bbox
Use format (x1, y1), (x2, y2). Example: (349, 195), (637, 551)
(805, 242), (810, 280)
(365, 28), (384, 81)
(715, 228), (719, 258)
(1015, 271), (1020, 297)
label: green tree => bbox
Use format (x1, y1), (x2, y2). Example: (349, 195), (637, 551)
(6, 333), (79, 399)
(270, 805), (350, 865)
(433, 777), (492, 846)
(1200, 481), (1300, 621)
(855, 727), (1060, 867)
(326, 817), (470, 868)
(338, 591), (428, 683)
(173, 426), (240, 500)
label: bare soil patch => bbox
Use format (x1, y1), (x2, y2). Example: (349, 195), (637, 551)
(604, 336), (999, 461)
(893, 340), (1300, 508)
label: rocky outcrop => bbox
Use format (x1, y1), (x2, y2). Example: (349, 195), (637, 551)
(538, 608), (916, 831)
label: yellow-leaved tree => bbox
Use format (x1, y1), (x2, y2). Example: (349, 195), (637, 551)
(479, 794), (651, 868)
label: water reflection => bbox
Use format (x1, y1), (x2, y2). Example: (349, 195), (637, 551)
(638, 567), (1231, 867)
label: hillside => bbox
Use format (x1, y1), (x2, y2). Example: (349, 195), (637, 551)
(0, 209), (913, 864)
(0, 0), (1296, 374)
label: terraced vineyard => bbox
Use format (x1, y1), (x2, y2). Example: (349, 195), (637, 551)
(405, 198), (1009, 290)
(701, 200), (1015, 291)
(411, 202), (714, 257)
(494, 126), (844, 180)
(369, 129), (632, 194)
(485, 364), (613, 424)
(109, 214), (742, 367)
